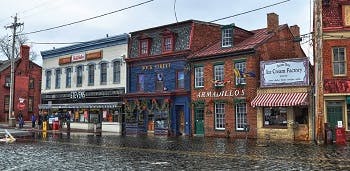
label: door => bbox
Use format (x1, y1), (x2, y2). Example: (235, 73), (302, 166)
(195, 106), (204, 135)
(326, 101), (343, 140)
(175, 105), (185, 135)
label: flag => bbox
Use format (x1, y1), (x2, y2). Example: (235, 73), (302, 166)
(233, 68), (241, 78)
(245, 71), (256, 77)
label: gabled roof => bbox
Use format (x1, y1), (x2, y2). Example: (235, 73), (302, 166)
(0, 58), (21, 72)
(189, 24), (288, 59)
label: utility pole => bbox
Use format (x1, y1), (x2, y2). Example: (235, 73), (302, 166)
(5, 14), (23, 127)
(314, 0), (324, 144)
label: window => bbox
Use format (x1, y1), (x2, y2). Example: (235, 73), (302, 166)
(4, 96), (9, 111)
(29, 78), (34, 89)
(235, 102), (247, 131)
(76, 65), (83, 87)
(294, 107), (308, 124)
(163, 36), (174, 52)
(215, 103), (225, 130)
(194, 66), (204, 88)
(263, 107), (287, 127)
(113, 61), (121, 84)
(45, 70), (51, 90)
(55, 68), (61, 89)
(138, 74), (145, 91)
(28, 96), (33, 112)
(235, 61), (246, 85)
(214, 64), (224, 82)
(140, 39), (150, 56)
(88, 64), (95, 86)
(66, 67), (72, 88)
(155, 73), (164, 91)
(100, 63), (107, 85)
(177, 70), (185, 89)
(333, 47), (346, 76)
(222, 28), (233, 47)
(5, 75), (10, 84)
(343, 5), (350, 26)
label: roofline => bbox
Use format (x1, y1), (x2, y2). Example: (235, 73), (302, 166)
(188, 49), (256, 62)
(41, 33), (129, 59)
(129, 19), (220, 34)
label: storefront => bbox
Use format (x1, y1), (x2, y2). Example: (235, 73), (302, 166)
(251, 58), (312, 141)
(40, 88), (125, 132)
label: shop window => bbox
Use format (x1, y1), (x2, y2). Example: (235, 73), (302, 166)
(263, 107), (287, 127)
(176, 70), (185, 89)
(66, 67), (72, 88)
(234, 61), (246, 85)
(194, 66), (204, 88)
(4, 95), (9, 111)
(294, 107), (308, 124)
(55, 68), (61, 89)
(215, 103), (225, 130)
(235, 102), (247, 131)
(155, 73), (164, 91)
(88, 64), (95, 86)
(138, 74), (145, 91)
(45, 70), (52, 90)
(332, 47), (346, 76)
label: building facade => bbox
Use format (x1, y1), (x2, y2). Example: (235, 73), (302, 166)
(124, 20), (221, 136)
(40, 34), (128, 132)
(189, 13), (309, 139)
(322, 0), (350, 141)
(0, 45), (42, 122)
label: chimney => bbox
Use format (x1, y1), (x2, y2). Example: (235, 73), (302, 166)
(289, 25), (300, 37)
(267, 13), (279, 33)
(20, 45), (30, 73)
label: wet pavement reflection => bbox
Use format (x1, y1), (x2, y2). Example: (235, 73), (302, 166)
(1, 131), (350, 170)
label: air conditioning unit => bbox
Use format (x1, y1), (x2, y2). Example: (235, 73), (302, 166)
(4, 83), (10, 87)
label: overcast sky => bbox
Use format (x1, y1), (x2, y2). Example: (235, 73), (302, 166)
(0, 0), (312, 65)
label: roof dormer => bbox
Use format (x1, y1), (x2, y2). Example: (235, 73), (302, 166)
(221, 24), (234, 48)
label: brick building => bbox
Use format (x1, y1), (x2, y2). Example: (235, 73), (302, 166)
(124, 20), (221, 135)
(322, 0), (350, 141)
(0, 45), (42, 122)
(189, 13), (309, 139)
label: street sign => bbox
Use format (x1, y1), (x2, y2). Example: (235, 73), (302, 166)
(17, 102), (25, 110)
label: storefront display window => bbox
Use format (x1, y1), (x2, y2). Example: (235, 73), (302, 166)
(263, 107), (287, 127)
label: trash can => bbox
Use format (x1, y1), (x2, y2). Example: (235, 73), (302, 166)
(335, 127), (346, 145)
(53, 120), (59, 130)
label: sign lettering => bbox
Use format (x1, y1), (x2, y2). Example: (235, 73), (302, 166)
(141, 63), (171, 70)
(70, 91), (86, 99)
(197, 90), (245, 98)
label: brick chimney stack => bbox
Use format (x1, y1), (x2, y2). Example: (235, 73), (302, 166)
(20, 45), (30, 73)
(289, 25), (300, 37)
(267, 13), (279, 33)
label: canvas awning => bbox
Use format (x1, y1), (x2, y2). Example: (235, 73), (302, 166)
(251, 92), (308, 107)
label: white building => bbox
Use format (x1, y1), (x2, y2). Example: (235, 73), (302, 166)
(39, 34), (128, 132)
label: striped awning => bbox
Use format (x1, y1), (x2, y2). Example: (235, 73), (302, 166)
(38, 102), (122, 110)
(251, 93), (308, 107)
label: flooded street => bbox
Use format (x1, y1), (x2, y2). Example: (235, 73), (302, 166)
(1, 131), (350, 170)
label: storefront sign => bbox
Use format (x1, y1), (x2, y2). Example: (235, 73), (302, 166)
(71, 53), (86, 62)
(42, 88), (125, 100)
(261, 58), (309, 87)
(70, 91), (86, 99)
(197, 89), (245, 98)
(141, 63), (171, 70)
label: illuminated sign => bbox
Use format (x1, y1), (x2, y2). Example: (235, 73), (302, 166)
(141, 63), (171, 70)
(71, 53), (86, 62)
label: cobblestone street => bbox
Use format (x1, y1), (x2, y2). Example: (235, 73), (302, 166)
(1, 131), (350, 170)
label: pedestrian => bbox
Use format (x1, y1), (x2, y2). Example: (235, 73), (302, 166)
(66, 111), (71, 130)
(18, 112), (24, 128)
(38, 112), (43, 129)
(31, 113), (36, 129)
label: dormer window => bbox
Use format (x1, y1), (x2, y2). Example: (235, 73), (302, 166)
(343, 5), (350, 26)
(221, 26), (233, 47)
(161, 29), (175, 53)
(139, 39), (150, 56)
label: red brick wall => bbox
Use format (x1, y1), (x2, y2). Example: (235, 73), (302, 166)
(323, 39), (350, 80)
(190, 23), (221, 52)
(0, 46), (42, 122)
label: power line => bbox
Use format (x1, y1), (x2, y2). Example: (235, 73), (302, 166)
(19, 0), (155, 36)
(210, 0), (291, 22)
(174, 0), (178, 23)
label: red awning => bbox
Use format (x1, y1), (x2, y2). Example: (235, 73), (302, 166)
(251, 93), (308, 107)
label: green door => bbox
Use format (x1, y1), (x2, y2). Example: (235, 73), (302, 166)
(195, 106), (204, 135)
(326, 102), (343, 140)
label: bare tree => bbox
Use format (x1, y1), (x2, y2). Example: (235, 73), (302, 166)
(0, 34), (37, 61)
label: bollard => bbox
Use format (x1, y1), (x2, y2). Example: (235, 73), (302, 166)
(43, 121), (47, 131)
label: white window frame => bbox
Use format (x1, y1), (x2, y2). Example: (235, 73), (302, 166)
(113, 61), (121, 84)
(235, 62), (246, 85)
(235, 102), (247, 131)
(332, 47), (346, 76)
(46, 70), (51, 90)
(214, 64), (224, 82)
(194, 66), (204, 88)
(222, 28), (233, 47)
(66, 67), (72, 88)
(215, 103), (225, 130)
(88, 64), (95, 86)
(55, 68), (61, 89)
